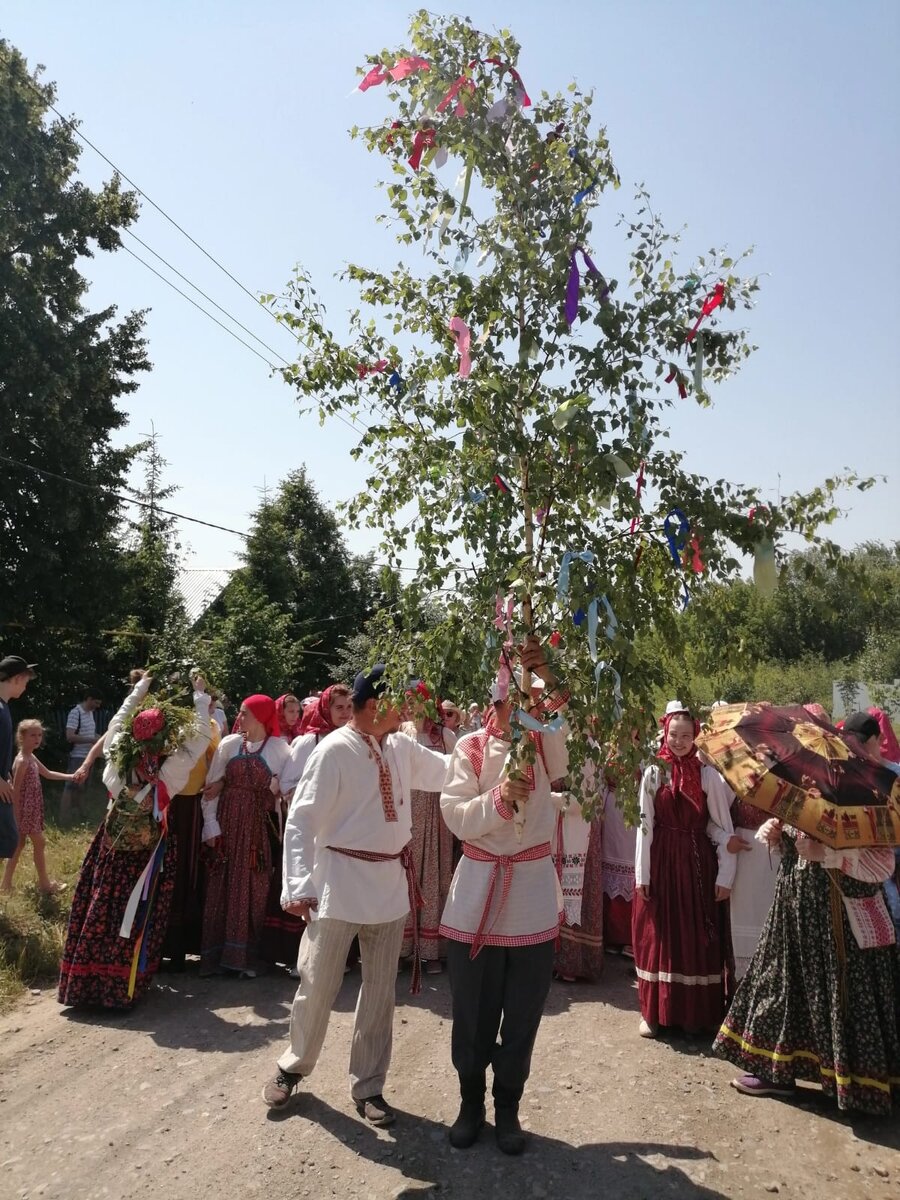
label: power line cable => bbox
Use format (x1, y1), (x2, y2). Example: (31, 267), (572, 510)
(121, 244), (279, 371)
(124, 230), (293, 366)
(0, 451), (470, 580)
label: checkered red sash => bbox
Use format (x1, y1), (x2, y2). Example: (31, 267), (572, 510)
(326, 842), (423, 994)
(462, 840), (552, 959)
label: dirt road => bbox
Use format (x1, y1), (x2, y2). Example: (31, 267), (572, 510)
(1, 955), (897, 1200)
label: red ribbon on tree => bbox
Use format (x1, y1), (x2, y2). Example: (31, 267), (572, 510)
(665, 367), (688, 399)
(408, 128), (436, 171)
(685, 282), (726, 343)
(358, 57), (430, 92)
(357, 359), (389, 379)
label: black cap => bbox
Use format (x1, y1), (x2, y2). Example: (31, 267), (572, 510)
(351, 664), (387, 705)
(842, 711), (880, 741)
(0, 655), (37, 681)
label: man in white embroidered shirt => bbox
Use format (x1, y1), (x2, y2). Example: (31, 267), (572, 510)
(438, 635), (569, 1155)
(263, 665), (450, 1126)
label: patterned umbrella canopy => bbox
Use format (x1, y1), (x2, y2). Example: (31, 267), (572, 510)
(695, 702), (900, 849)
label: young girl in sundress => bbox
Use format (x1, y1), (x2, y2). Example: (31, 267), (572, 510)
(0, 719), (74, 894)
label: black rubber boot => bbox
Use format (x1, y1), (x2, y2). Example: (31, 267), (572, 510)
(493, 1086), (527, 1156)
(448, 1074), (486, 1149)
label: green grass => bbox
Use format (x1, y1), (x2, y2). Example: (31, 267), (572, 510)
(0, 779), (109, 1011)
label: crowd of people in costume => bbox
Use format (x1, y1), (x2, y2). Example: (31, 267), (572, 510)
(0, 645), (898, 1153)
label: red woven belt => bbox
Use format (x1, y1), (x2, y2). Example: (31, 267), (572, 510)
(326, 843), (423, 994)
(462, 840), (552, 958)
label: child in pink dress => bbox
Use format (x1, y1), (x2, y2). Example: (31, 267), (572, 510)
(0, 719), (74, 894)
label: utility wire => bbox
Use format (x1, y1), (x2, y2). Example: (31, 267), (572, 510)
(0, 451), (470, 580)
(124, 230), (292, 366)
(121, 245), (279, 371)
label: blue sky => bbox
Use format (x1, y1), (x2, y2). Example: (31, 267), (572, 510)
(4, 0), (899, 574)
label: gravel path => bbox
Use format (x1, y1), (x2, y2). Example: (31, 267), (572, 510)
(1, 955), (897, 1199)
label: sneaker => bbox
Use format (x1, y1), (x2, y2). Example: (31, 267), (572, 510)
(354, 1094), (396, 1126)
(262, 1069), (301, 1108)
(731, 1074), (795, 1098)
(638, 1018), (658, 1039)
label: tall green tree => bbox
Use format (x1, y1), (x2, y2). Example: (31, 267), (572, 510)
(0, 40), (148, 705)
(273, 14), (868, 797)
(203, 469), (383, 696)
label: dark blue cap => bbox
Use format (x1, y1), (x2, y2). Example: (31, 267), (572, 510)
(351, 664), (387, 704)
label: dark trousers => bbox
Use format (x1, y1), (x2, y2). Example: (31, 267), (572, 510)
(446, 938), (555, 1104)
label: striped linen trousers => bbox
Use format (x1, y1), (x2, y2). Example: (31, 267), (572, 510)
(277, 914), (407, 1100)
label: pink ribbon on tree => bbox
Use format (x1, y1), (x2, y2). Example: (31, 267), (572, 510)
(494, 593), (514, 636)
(565, 247), (602, 326)
(358, 57), (430, 92)
(688, 533), (705, 574)
(685, 282), (726, 343)
(438, 58), (532, 118)
(357, 359), (389, 379)
(449, 316), (472, 377)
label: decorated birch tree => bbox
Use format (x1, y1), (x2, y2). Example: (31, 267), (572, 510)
(271, 13), (869, 810)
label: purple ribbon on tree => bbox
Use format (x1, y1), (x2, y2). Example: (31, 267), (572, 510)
(565, 247), (602, 327)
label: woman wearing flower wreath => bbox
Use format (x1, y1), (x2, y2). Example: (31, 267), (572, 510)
(58, 671), (211, 1009)
(199, 694), (290, 978)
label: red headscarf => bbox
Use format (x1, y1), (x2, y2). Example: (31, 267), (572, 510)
(657, 709), (704, 809)
(869, 707), (900, 763)
(275, 694), (303, 741)
(241, 694), (280, 738)
(299, 685), (338, 737)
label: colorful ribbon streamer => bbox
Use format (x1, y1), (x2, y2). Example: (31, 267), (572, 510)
(688, 533), (705, 574)
(556, 549), (595, 602)
(408, 128), (436, 171)
(595, 661), (623, 718)
(514, 708), (565, 734)
(466, 486), (487, 504)
(437, 73), (476, 116)
(493, 474), (512, 494)
(573, 607), (586, 627)
(693, 330), (704, 392)
(494, 593), (514, 636)
(357, 57), (430, 92)
(387, 369), (404, 394)
(357, 359), (388, 379)
(569, 150), (601, 208)
(685, 282), (726, 343)
(565, 247), (602, 327)
(664, 509), (690, 568)
(665, 367), (688, 399)
(629, 460), (645, 535)
(449, 316), (472, 377)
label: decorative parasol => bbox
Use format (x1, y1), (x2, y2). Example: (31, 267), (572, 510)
(695, 702), (900, 849)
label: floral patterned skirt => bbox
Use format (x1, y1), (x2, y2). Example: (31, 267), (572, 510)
(714, 843), (900, 1115)
(58, 825), (175, 1009)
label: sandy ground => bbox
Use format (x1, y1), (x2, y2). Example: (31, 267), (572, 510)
(1, 955), (897, 1200)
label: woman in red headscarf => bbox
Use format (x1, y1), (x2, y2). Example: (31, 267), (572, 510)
(199, 694), (290, 977)
(275, 694), (303, 742)
(631, 703), (738, 1038)
(259, 685), (353, 971)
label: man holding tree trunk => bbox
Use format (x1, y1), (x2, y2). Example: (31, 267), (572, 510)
(438, 635), (569, 1155)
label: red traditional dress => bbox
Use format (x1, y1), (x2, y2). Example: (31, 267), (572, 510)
(200, 732), (289, 974)
(632, 721), (736, 1032)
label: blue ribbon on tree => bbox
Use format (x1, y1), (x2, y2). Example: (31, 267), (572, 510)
(587, 596), (619, 663)
(387, 369), (404, 394)
(595, 661), (623, 718)
(557, 549), (595, 602)
(466, 487), (487, 504)
(664, 509), (690, 568)
(573, 607), (586, 627)
(513, 708), (566, 734)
